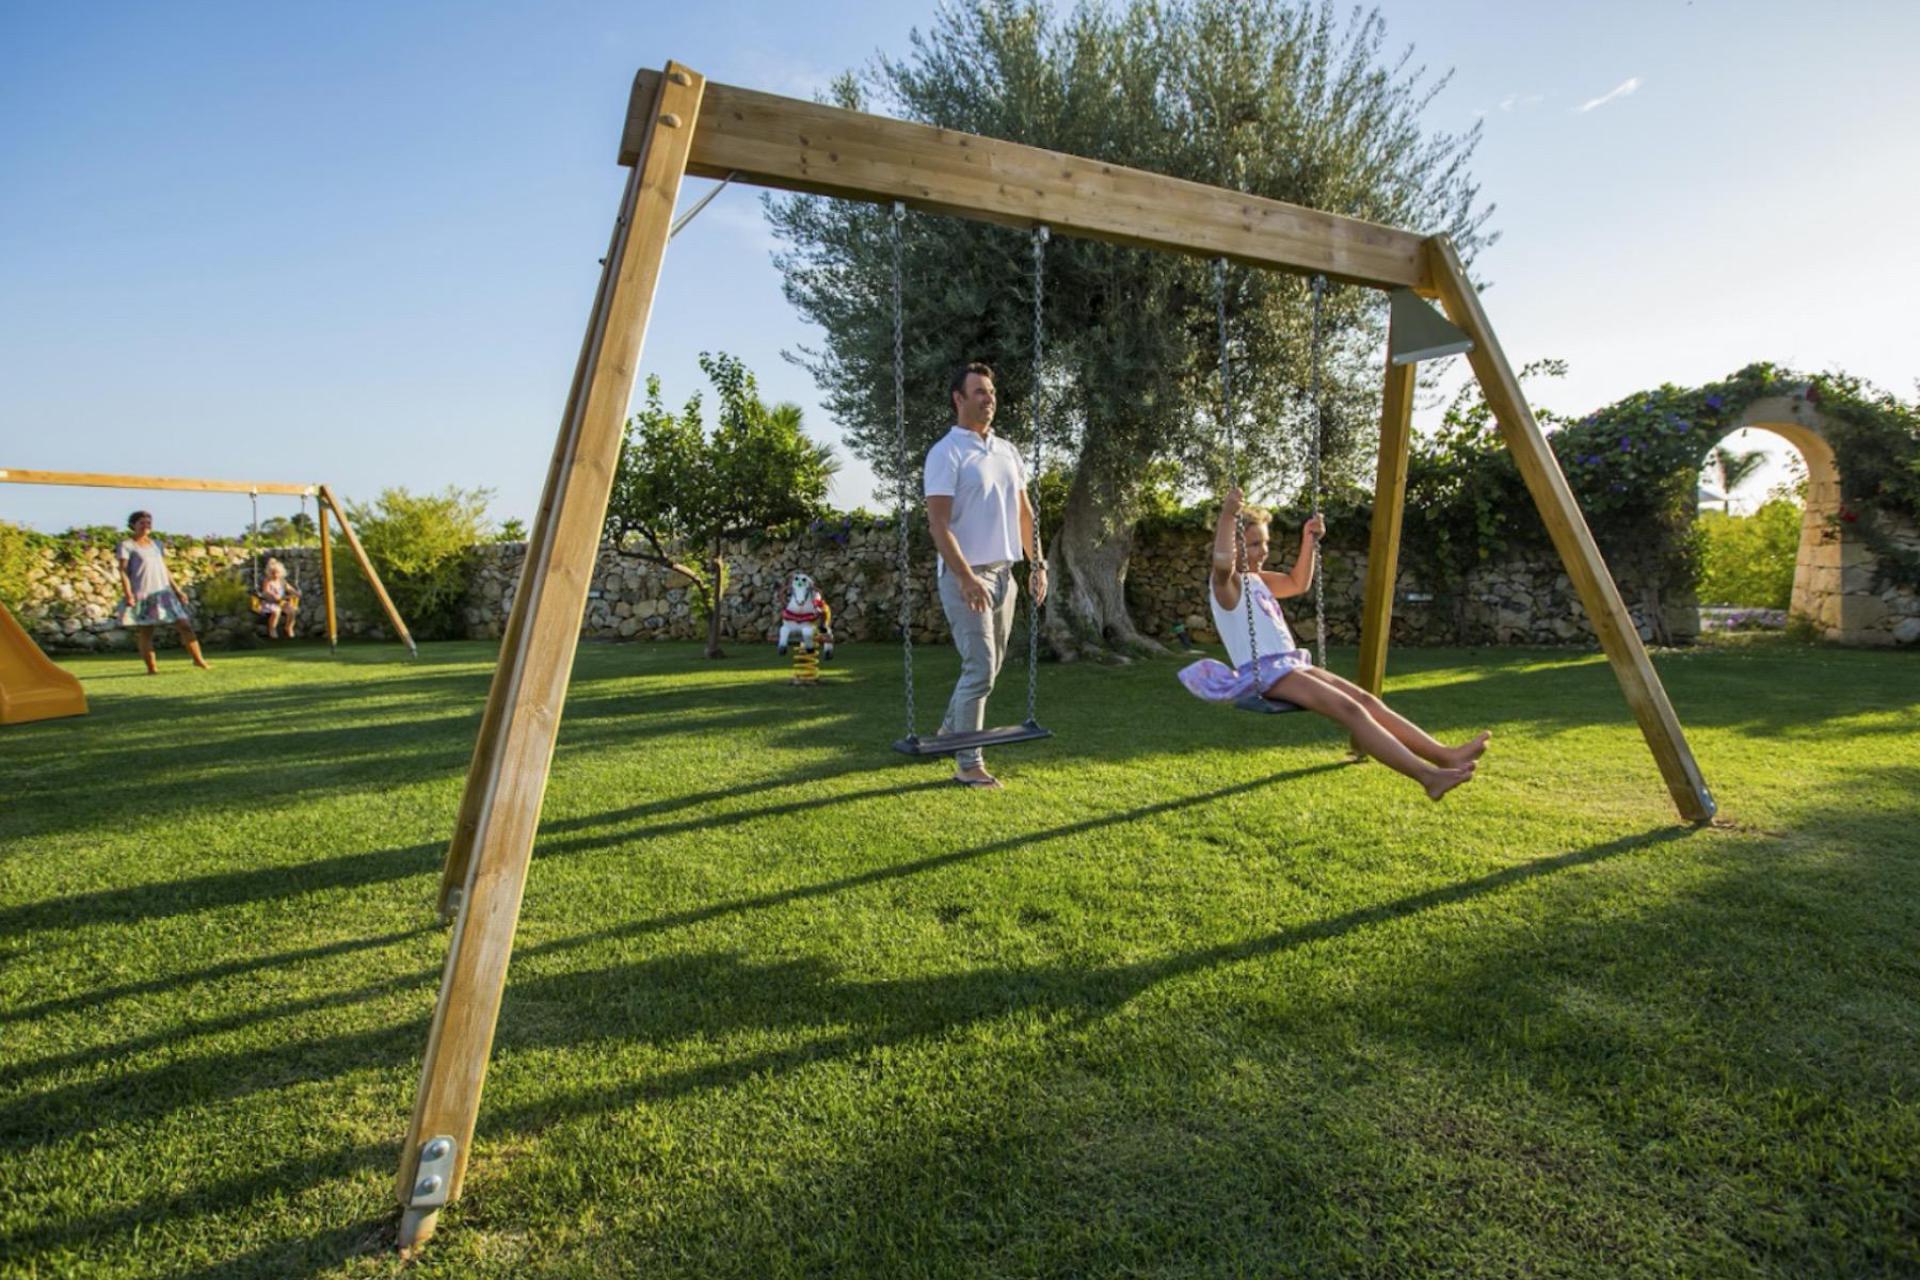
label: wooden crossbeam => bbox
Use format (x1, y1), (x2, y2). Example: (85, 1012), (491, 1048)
(0, 467), (316, 497)
(624, 71), (1432, 292)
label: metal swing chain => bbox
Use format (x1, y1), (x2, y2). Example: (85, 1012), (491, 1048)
(1024, 225), (1049, 727)
(1215, 258), (1259, 664)
(890, 202), (917, 740)
(248, 489), (261, 590)
(294, 492), (309, 590)
(1307, 274), (1328, 663)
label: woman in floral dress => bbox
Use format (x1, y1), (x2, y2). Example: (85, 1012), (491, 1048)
(116, 510), (210, 674)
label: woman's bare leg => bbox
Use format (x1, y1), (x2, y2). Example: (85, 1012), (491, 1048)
(1271, 670), (1472, 801)
(135, 626), (158, 674)
(176, 620), (211, 669)
(1296, 668), (1489, 768)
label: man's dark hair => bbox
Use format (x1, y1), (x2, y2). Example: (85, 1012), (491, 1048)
(948, 361), (995, 409)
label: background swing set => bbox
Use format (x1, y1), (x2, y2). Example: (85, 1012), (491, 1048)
(393, 61), (1718, 1253)
(0, 467), (418, 657)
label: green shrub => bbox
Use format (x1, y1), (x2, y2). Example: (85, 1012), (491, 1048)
(1697, 495), (1802, 609)
(0, 522), (39, 610)
(340, 487), (493, 639)
(195, 572), (253, 618)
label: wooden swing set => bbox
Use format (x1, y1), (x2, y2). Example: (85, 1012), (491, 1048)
(0, 468), (417, 654)
(392, 61), (1717, 1252)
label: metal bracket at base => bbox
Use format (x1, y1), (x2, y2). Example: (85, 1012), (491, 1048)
(408, 1135), (458, 1209)
(441, 887), (465, 922)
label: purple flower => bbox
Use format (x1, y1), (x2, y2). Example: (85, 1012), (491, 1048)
(1620, 439), (1633, 452)
(1704, 395), (1724, 412)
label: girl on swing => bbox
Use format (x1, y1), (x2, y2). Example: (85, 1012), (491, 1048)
(1179, 488), (1487, 801)
(257, 557), (301, 640)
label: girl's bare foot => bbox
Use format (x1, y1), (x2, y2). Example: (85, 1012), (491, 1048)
(1445, 731), (1492, 769)
(1423, 766), (1474, 801)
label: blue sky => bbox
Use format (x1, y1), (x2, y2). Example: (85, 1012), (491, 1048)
(4, 1), (1915, 534)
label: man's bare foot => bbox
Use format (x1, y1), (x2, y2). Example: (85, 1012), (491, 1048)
(952, 767), (1002, 790)
(1445, 731), (1491, 769)
(1423, 766), (1474, 801)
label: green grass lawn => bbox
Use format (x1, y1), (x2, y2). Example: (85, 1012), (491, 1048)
(2, 637), (1916, 1278)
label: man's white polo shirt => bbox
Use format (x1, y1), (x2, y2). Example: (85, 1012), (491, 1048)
(923, 424), (1028, 572)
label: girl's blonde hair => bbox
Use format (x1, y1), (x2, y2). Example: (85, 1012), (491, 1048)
(266, 557), (287, 578)
(1237, 505), (1272, 532)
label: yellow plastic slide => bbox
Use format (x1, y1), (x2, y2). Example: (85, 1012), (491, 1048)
(0, 600), (87, 725)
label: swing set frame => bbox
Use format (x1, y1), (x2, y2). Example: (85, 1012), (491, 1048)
(0, 467), (417, 655)
(393, 61), (1716, 1252)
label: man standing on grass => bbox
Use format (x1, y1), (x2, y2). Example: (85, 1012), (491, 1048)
(924, 361), (1047, 790)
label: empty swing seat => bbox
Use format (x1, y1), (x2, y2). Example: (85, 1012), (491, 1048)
(891, 719), (1053, 756)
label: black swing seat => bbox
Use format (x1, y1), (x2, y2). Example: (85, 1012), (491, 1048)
(892, 719), (1053, 757)
(1232, 693), (1303, 714)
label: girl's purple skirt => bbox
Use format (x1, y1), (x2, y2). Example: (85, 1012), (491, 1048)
(1177, 649), (1313, 704)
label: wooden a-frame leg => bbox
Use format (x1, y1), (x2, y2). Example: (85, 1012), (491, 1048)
(1426, 236), (1715, 822)
(1352, 344), (1416, 755)
(321, 485), (419, 657)
(393, 62), (706, 1255)
(318, 498), (338, 653)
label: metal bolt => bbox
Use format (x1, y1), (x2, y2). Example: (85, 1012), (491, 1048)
(416, 1175), (443, 1198)
(424, 1139), (451, 1162)
(669, 70), (692, 86)
(661, 113), (683, 129)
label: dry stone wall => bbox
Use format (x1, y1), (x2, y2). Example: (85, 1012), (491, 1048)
(16, 544), (381, 650)
(23, 521), (1917, 653)
(1126, 528), (1698, 648)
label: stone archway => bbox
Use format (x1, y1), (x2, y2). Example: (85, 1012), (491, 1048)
(1713, 394), (1874, 643)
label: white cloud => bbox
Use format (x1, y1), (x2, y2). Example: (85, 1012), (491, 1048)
(1577, 77), (1643, 113)
(1499, 93), (1543, 112)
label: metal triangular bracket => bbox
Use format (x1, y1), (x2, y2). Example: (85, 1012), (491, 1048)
(1388, 288), (1474, 366)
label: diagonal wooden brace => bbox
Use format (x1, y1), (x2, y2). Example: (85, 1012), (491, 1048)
(394, 61), (706, 1255)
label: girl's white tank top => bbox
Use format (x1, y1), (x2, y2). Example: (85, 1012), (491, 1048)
(1208, 572), (1299, 669)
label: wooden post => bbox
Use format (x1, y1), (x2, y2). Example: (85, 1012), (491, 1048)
(393, 62), (705, 1254)
(1426, 236), (1715, 822)
(319, 485), (418, 658)
(1352, 344), (1417, 754)
(318, 499), (338, 653)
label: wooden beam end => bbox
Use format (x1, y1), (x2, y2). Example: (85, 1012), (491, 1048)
(619, 68), (665, 167)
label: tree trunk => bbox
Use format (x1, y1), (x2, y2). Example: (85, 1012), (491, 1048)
(704, 553), (726, 658)
(1042, 461), (1165, 662)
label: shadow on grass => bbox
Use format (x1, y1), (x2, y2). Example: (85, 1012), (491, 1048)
(0, 751), (928, 939)
(0, 813), (1691, 1275)
(480, 824), (1697, 1127)
(0, 765), (1647, 1159)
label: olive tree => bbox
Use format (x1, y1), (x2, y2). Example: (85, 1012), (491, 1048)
(768, 0), (1493, 657)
